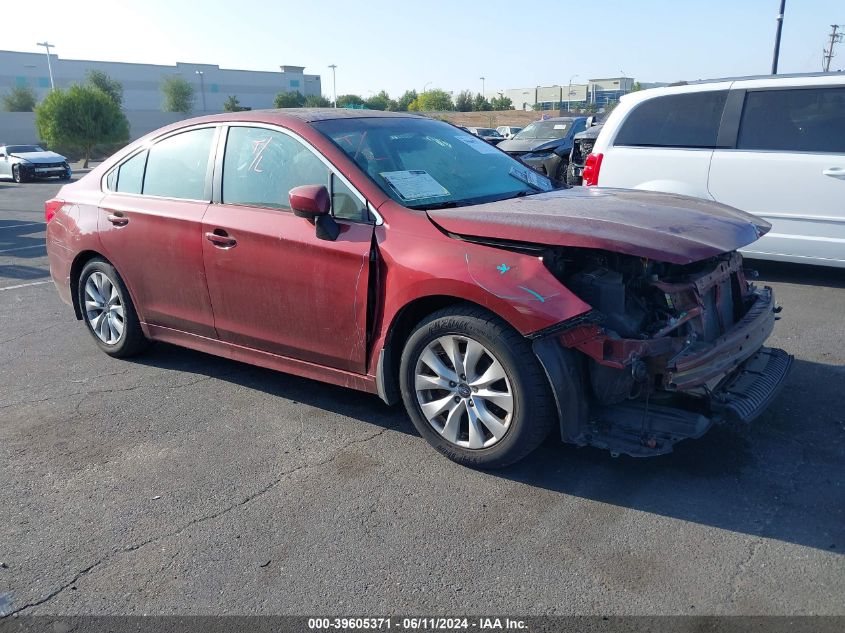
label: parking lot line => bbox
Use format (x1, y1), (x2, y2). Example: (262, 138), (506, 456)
(0, 279), (52, 291)
(0, 222), (46, 231)
(0, 244), (46, 254)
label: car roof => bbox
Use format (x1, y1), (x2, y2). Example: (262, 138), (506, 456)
(677, 70), (844, 85)
(183, 108), (422, 125)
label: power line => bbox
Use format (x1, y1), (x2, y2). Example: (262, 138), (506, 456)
(823, 24), (843, 72)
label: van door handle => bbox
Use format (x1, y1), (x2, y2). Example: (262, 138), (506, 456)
(106, 212), (129, 226)
(205, 230), (237, 248)
(822, 167), (845, 180)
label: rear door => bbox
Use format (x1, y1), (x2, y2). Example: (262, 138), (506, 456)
(201, 124), (374, 373)
(600, 89), (729, 198)
(98, 125), (218, 336)
(709, 85), (845, 265)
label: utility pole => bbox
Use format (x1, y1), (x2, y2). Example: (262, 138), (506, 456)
(36, 41), (55, 90)
(771, 0), (786, 74)
(328, 64), (337, 107)
(823, 24), (843, 72)
(480, 76), (485, 96)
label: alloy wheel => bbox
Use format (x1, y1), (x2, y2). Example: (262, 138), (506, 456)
(414, 335), (514, 449)
(84, 271), (125, 345)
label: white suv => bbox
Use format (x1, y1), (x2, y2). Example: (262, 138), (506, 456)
(584, 73), (845, 267)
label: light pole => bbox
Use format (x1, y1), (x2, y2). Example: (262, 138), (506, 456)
(328, 64), (337, 107)
(479, 76), (485, 96)
(567, 74), (579, 112)
(195, 70), (206, 111)
(771, 0), (787, 74)
(36, 42), (55, 90)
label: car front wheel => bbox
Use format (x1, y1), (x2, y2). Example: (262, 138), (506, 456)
(400, 305), (555, 469)
(78, 258), (149, 358)
(12, 165), (25, 183)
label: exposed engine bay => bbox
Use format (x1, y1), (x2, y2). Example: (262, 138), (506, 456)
(532, 246), (793, 456)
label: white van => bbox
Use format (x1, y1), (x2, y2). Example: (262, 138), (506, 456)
(584, 73), (845, 267)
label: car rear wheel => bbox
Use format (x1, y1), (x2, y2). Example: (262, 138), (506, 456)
(78, 258), (149, 358)
(400, 305), (555, 469)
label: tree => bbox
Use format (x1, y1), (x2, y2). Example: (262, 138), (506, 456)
(2, 86), (37, 112)
(86, 70), (123, 106)
(395, 90), (418, 111)
(454, 90), (473, 112)
(490, 94), (513, 111)
(631, 82), (643, 92)
(304, 94), (332, 107)
(472, 93), (491, 111)
(411, 89), (454, 112)
(223, 95), (247, 112)
(161, 76), (194, 114)
(336, 94), (365, 108)
(35, 85), (129, 168)
(273, 91), (306, 108)
(364, 90), (392, 111)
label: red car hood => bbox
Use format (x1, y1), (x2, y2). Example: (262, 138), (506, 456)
(427, 187), (770, 265)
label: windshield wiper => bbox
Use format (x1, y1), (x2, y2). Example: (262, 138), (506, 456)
(409, 200), (460, 211)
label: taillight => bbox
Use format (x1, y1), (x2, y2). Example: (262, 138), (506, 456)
(45, 199), (64, 223)
(582, 153), (603, 186)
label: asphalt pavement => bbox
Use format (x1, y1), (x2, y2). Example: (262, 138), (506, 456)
(0, 177), (843, 616)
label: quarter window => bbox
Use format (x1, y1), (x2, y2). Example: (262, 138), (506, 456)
(143, 128), (215, 200)
(114, 150), (146, 194)
(737, 87), (845, 153)
(614, 91), (728, 148)
(222, 127), (329, 210)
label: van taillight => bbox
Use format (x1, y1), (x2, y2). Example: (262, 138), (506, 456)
(583, 153), (603, 186)
(45, 199), (64, 223)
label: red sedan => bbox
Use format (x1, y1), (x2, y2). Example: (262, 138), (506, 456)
(45, 110), (792, 467)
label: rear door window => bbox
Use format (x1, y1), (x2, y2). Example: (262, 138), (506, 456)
(614, 90), (728, 148)
(737, 87), (845, 153)
(143, 127), (215, 200)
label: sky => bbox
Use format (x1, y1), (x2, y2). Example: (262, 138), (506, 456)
(5, 0), (844, 98)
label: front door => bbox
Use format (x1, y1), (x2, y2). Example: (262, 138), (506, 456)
(202, 125), (374, 373)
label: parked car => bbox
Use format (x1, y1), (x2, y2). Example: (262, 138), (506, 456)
(0, 144), (71, 182)
(466, 127), (505, 144)
(45, 110), (791, 468)
(584, 72), (845, 267)
(497, 117), (588, 181)
(496, 125), (522, 139)
(566, 118), (602, 185)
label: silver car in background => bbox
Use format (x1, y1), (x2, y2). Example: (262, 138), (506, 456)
(0, 144), (72, 183)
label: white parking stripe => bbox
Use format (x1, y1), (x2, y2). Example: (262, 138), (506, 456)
(0, 244), (46, 254)
(0, 280), (52, 291)
(0, 222), (46, 231)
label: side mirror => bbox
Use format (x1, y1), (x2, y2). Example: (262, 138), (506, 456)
(289, 184), (340, 241)
(289, 185), (330, 217)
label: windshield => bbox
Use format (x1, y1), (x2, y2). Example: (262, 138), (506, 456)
(477, 128), (501, 137)
(313, 117), (554, 209)
(513, 121), (571, 140)
(7, 145), (45, 153)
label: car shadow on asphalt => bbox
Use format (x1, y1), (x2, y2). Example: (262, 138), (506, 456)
(131, 340), (843, 555)
(0, 219), (47, 259)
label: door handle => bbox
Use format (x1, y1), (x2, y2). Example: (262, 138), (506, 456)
(106, 212), (129, 226)
(822, 167), (845, 180)
(205, 230), (237, 248)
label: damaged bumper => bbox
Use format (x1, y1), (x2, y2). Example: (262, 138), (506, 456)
(533, 283), (793, 457)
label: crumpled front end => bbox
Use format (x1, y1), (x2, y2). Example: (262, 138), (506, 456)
(533, 248), (793, 457)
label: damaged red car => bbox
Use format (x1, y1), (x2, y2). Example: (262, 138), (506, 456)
(45, 110), (793, 468)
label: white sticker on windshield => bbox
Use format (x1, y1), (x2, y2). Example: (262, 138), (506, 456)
(380, 170), (450, 201)
(553, 124), (568, 130)
(454, 134), (500, 154)
(509, 165), (553, 191)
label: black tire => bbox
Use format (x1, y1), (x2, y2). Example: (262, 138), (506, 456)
(565, 161), (580, 187)
(12, 165), (25, 183)
(399, 304), (556, 469)
(77, 258), (149, 358)
(553, 159), (569, 186)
